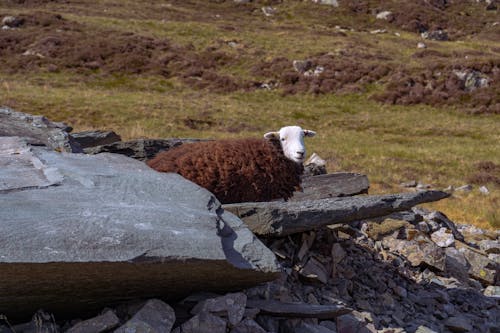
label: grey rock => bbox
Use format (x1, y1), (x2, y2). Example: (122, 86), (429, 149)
(319, 321), (337, 332)
(444, 316), (473, 332)
(66, 310), (120, 333)
(293, 60), (313, 73)
(11, 310), (60, 333)
(483, 285), (500, 298)
(479, 239), (500, 254)
(2, 16), (23, 28)
(191, 292), (247, 326)
(71, 130), (121, 149)
(382, 236), (446, 271)
(312, 0), (339, 7)
(415, 326), (438, 333)
(230, 318), (267, 333)
(114, 299), (175, 333)
(296, 323), (337, 333)
(261, 6), (276, 17)
(224, 191), (450, 237)
(0, 107), (82, 153)
(445, 247), (470, 281)
(426, 211), (464, 242)
(303, 153), (327, 177)
(181, 311), (227, 333)
(417, 42), (427, 49)
(246, 300), (351, 319)
(453, 71), (490, 92)
(401, 180), (417, 187)
(421, 29), (449, 41)
(431, 227), (455, 247)
(336, 314), (367, 333)
(0, 137), (279, 320)
(479, 186), (490, 195)
(458, 243), (498, 285)
(375, 11), (393, 20)
(85, 138), (207, 161)
(455, 184), (473, 192)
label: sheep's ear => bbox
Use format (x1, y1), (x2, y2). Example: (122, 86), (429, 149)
(264, 131), (280, 140)
(303, 130), (316, 137)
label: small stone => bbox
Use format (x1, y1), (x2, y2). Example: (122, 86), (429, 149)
(417, 221), (430, 233)
(312, 0), (339, 7)
(376, 11), (393, 20)
(479, 186), (489, 194)
(421, 29), (449, 41)
(336, 314), (366, 333)
(331, 243), (346, 264)
(181, 312), (227, 333)
(417, 42), (427, 49)
(295, 323), (337, 333)
(455, 184), (473, 192)
(192, 292), (247, 326)
(444, 316), (472, 332)
(261, 6), (276, 17)
(293, 60), (313, 73)
(230, 318), (267, 333)
(114, 299), (176, 333)
(401, 180), (417, 187)
(393, 286), (408, 298)
(483, 285), (500, 298)
(458, 243), (497, 285)
(300, 257), (329, 284)
(431, 228), (455, 247)
(66, 310), (120, 333)
(370, 29), (387, 34)
(479, 239), (500, 254)
(415, 326), (439, 333)
(2, 16), (23, 28)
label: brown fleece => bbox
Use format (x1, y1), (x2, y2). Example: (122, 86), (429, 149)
(146, 138), (303, 204)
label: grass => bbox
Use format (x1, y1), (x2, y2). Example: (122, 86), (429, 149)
(1, 0), (499, 229)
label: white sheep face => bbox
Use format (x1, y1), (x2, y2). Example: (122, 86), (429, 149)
(264, 126), (316, 163)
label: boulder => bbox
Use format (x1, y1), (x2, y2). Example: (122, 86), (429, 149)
(0, 107), (82, 153)
(0, 137), (279, 320)
(66, 310), (120, 333)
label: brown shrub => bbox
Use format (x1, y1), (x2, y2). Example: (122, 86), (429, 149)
(467, 161), (500, 186)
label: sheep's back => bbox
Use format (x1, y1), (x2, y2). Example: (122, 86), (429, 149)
(146, 138), (302, 204)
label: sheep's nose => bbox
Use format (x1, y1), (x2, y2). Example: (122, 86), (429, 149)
(296, 151), (305, 157)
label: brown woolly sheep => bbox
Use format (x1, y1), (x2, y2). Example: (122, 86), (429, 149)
(147, 126), (316, 204)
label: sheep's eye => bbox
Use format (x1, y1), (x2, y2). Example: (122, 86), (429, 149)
(281, 138), (286, 141)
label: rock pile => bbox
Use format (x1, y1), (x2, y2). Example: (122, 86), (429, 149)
(1, 110), (498, 332)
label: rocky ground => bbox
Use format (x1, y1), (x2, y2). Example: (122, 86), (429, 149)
(1, 109), (498, 333)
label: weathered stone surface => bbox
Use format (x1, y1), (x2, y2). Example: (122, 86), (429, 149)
(181, 311), (227, 333)
(0, 137), (279, 320)
(457, 243), (498, 285)
(71, 130), (121, 148)
(292, 173), (370, 201)
(85, 138), (207, 161)
(296, 322), (337, 333)
(444, 316), (473, 332)
(479, 239), (500, 254)
(303, 152), (327, 177)
(114, 299), (175, 333)
(66, 310), (120, 333)
(431, 227), (455, 247)
(230, 318), (267, 333)
(382, 236), (446, 271)
(246, 300), (351, 319)
(224, 191), (450, 237)
(0, 107), (82, 153)
(483, 285), (500, 298)
(191, 292), (247, 326)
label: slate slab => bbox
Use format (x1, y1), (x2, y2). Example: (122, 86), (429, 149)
(0, 137), (279, 320)
(0, 107), (82, 152)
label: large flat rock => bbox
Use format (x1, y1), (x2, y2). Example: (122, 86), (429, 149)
(0, 137), (279, 320)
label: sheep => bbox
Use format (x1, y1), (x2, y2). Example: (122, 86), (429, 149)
(146, 126), (316, 204)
